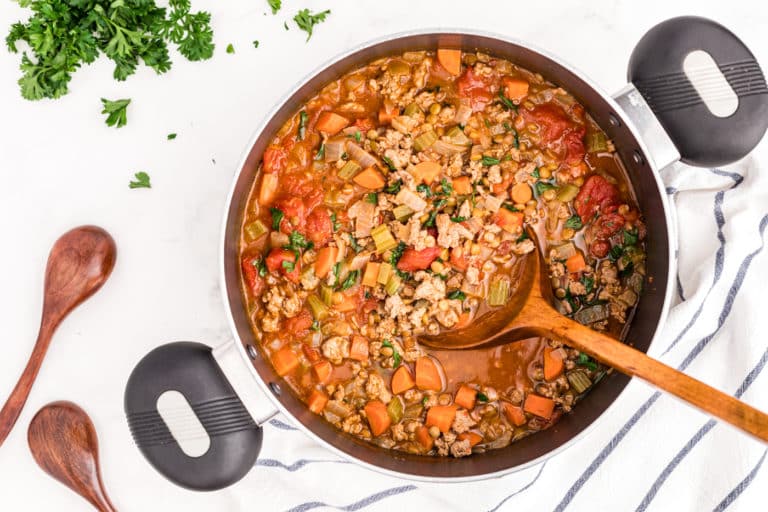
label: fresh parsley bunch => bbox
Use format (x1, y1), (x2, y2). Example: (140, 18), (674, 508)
(5, 0), (214, 101)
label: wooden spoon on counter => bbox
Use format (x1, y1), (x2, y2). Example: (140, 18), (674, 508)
(28, 401), (116, 512)
(0, 226), (116, 446)
(419, 230), (768, 443)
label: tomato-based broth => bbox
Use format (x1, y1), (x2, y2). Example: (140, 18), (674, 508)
(238, 49), (646, 456)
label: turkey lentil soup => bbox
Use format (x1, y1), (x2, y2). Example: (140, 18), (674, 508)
(239, 49), (646, 457)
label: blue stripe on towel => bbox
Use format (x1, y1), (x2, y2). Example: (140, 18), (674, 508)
(713, 449), (768, 511)
(269, 418), (299, 431)
(286, 485), (417, 512)
(257, 458), (349, 472)
(487, 462), (547, 512)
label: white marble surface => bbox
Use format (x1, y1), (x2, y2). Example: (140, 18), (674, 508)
(1, 0), (767, 510)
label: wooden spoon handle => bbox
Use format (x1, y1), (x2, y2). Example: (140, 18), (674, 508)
(0, 327), (55, 445)
(547, 314), (768, 443)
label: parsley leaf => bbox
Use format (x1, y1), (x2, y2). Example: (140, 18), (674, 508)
(423, 199), (447, 227)
(450, 216), (467, 223)
(623, 228), (639, 246)
(501, 202), (519, 212)
(297, 110), (308, 140)
(270, 207), (284, 230)
(609, 245), (623, 262)
(293, 8), (331, 41)
(580, 275), (595, 294)
(101, 98), (131, 128)
(482, 156), (500, 166)
(164, 0), (215, 62)
(281, 259), (295, 272)
(498, 91), (518, 112)
(167, 133), (177, 140)
(447, 290), (466, 300)
(267, 0), (281, 14)
(439, 178), (453, 196)
(565, 214), (583, 230)
(365, 193), (378, 204)
(534, 181), (556, 196)
(341, 269), (360, 290)
(349, 235), (363, 253)
(382, 156), (397, 171)
(382, 340), (401, 368)
(531, 167), (540, 178)
(129, 171), (151, 189)
(476, 392), (489, 402)
(389, 242), (406, 267)
(330, 212), (340, 232)
(315, 143), (326, 161)
(287, 230), (312, 251)
(416, 183), (433, 197)
(577, 353), (598, 371)
(253, 40), (260, 48)
(384, 180), (403, 194)
(226, 43), (235, 54)
(251, 257), (267, 277)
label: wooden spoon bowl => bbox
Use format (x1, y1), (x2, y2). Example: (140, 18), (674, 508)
(28, 402), (116, 512)
(420, 230), (768, 442)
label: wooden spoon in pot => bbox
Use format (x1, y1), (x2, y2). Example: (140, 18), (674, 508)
(419, 231), (768, 443)
(28, 401), (116, 512)
(0, 226), (116, 446)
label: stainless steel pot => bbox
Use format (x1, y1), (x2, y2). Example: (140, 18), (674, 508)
(124, 16), (768, 491)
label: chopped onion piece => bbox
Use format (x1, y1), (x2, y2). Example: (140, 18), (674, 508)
(347, 142), (378, 168)
(324, 139), (346, 162)
(432, 140), (469, 155)
(454, 103), (472, 125)
(395, 188), (427, 212)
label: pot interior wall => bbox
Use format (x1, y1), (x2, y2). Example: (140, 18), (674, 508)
(222, 32), (670, 479)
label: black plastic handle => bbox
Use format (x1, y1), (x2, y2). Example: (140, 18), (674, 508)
(124, 342), (262, 491)
(628, 16), (768, 167)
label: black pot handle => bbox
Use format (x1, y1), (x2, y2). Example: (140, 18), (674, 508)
(628, 16), (768, 167)
(124, 342), (264, 491)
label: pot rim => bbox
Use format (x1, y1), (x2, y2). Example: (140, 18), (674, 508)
(218, 27), (677, 482)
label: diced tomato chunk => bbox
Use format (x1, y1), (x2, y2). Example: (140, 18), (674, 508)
(354, 117), (375, 132)
(563, 128), (586, 165)
(590, 212), (624, 240)
(396, 246), (441, 272)
(457, 68), (493, 112)
(263, 146), (288, 174)
(283, 309), (313, 336)
(274, 196), (307, 233)
(523, 103), (572, 144)
(241, 255), (264, 296)
(265, 248), (300, 283)
(305, 207), (333, 247)
(573, 175), (620, 220)
(449, 248), (469, 271)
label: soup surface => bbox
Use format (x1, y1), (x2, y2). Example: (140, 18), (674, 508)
(239, 49), (646, 457)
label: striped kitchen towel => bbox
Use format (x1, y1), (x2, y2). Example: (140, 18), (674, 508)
(230, 143), (768, 511)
